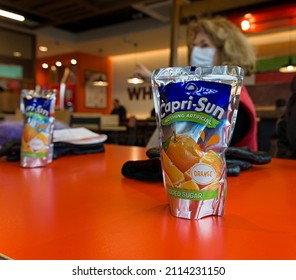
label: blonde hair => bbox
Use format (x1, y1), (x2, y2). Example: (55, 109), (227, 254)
(187, 16), (256, 76)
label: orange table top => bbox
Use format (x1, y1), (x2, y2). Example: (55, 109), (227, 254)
(1, 144), (296, 260)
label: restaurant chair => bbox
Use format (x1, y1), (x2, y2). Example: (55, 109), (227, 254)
(101, 115), (119, 128)
(143, 117), (157, 146)
(100, 114), (126, 144)
(126, 115), (137, 146)
(70, 113), (101, 132)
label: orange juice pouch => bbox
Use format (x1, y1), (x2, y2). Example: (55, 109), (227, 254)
(151, 66), (244, 219)
(20, 89), (56, 168)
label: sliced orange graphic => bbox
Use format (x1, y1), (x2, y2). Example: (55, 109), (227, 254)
(162, 151), (185, 186)
(22, 124), (38, 143)
(180, 180), (200, 190)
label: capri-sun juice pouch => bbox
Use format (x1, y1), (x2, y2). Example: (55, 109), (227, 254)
(20, 89), (56, 168)
(151, 66), (244, 219)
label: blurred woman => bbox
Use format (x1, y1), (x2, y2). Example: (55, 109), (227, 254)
(186, 17), (257, 151)
(145, 16), (257, 151)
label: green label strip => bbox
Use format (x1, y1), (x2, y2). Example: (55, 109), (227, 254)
(26, 112), (47, 122)
(167, 186), (219, 201)
(21, 152), (47, 158)
(161, 111), (220, 128)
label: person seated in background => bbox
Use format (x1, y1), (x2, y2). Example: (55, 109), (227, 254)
(275, 98), (287, 113)
(111, 98), (127, 124)
(275, 75), (296, 159)
(140, 16), (258, 151)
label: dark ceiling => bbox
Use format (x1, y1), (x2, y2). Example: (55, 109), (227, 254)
(0, 0), (295, 58)
(0, 0), (294, 34)
(0, 0), (154, 32)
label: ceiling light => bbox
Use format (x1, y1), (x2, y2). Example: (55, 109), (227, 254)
(13, 51), (22, 57)
(279, 17), (296, 73)
(93, 79), (108, 87)
(39, 46), (48, 52)
(42, 63), (49, 69)
(240, 13), (254, 32)
(127, 75), (144, 85)
(92, 73), (108, 86)
(56, 61), (62, 67)
(241, 20), (251, 31)
(0, 8), (25, 22)
(92, 49), (108, 86)
(70, 59), (77, 65)
(279, 57), (296, 73)
(127, 42), (145, 84)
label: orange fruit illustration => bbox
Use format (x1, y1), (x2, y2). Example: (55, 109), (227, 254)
(200, 150), (223, 179)
(21, 139), (33, 153)
(166, 134), (203, 173)
(22, 124), (38, 143)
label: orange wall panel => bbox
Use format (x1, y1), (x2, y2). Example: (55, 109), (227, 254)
(36, 52), (112, 113)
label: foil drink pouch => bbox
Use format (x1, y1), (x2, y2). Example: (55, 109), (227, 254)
(151, 66), (244, 219)
(20, 89), (56, 168)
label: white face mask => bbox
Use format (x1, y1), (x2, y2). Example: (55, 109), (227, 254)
(190, 46), (216, 67)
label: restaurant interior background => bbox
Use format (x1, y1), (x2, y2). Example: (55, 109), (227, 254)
(0, 0), (295, 151)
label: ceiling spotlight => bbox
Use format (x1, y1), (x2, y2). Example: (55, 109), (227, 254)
(13, 51), (22, 57)
(39, 46), (48, 52)
(70, 59), (77, 65)
(240, 13), (253, 32)
(56, 61), (62, 67)
(241, 19), (251, 31)
(42, 63), (49, 69)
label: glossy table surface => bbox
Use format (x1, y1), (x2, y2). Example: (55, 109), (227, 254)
(1, 144), (296, 260)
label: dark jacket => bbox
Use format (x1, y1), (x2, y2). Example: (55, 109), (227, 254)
(111, 105), (127, 123)
(276, 76), (296, 159)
